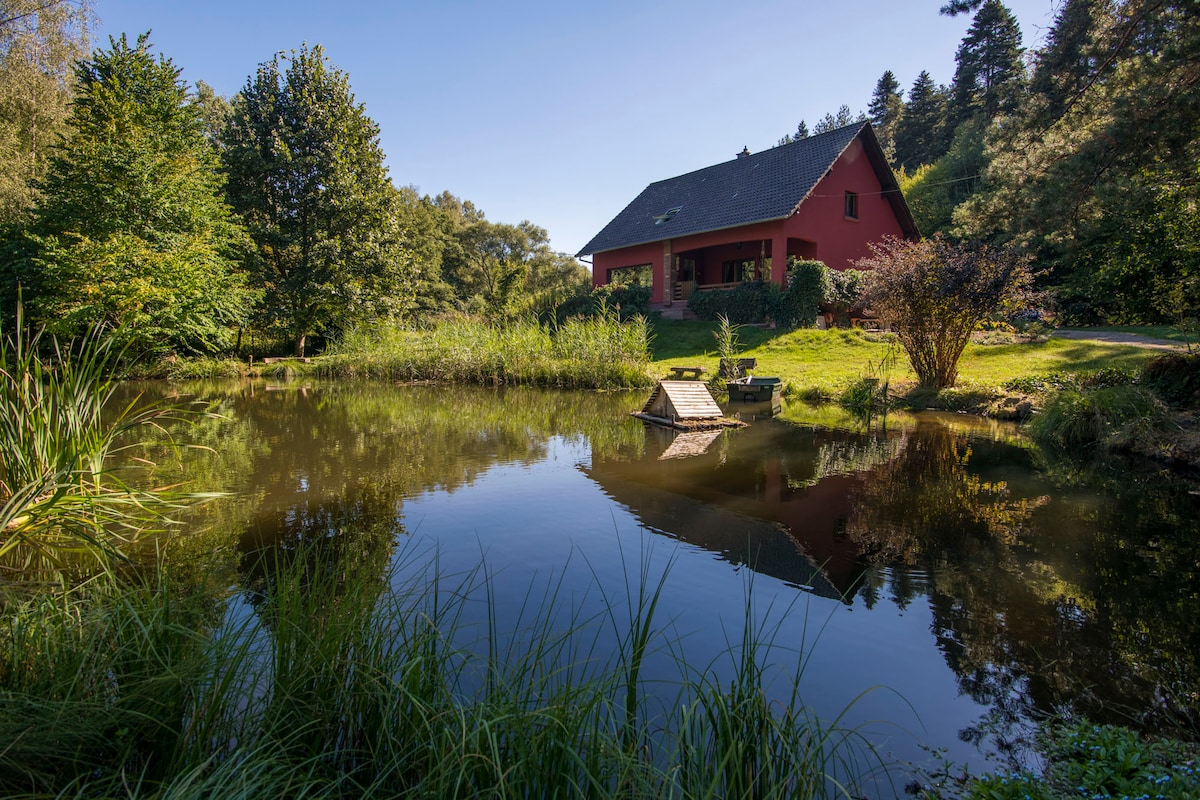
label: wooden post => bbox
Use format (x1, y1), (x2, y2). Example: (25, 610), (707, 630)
(663, 240), (673, 306)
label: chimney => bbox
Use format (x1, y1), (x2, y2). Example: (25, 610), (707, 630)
(737, 146), (750, 159)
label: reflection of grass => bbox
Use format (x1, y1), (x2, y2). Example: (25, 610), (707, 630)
(0, 542), (889, 798)
(650, 320), (1160, 399)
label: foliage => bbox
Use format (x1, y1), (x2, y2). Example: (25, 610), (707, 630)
(0, 538), (886, 798)
(955, 0), (1200, 325)
(687, 265), (823, 328)
(556, 281), (652, 322)
(1026, 384), (1167, 451)
(868, 70), (904, 161)
(9, 34), (255, 354)
(1139, 353), (1200, 407)
(905, 117), (988, 236)
(893, 71), (950, 172)
(949, 0), (1025, 124)
(858, 236), (1032, 388)
(785, 258), (830, 327)
(823, 267), (866, 325)
(964, 722), (1200, 800)
(324, 312), (653, 389)
(0, 319), (214, 570)
(223, 44), (417, 356)
(0, 0), (92, 227)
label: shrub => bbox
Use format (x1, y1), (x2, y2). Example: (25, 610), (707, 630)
(857, 236), (1032, 388)
(1143, 353), (1200, 407)
(824, 267), (865, 326)
(555, 282), (651, 322)
(687, 281), (781, 324)
(1027, 385), (1166, 450)
(780, 258), (828, 328)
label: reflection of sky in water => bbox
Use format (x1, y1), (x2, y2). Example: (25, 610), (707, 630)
(396, 435), (1000, 774)
(163, 382), (1199, 783)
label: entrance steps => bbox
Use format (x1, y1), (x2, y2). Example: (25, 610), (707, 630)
(653, 304), (698, 321)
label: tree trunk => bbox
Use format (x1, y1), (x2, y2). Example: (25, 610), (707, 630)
(295, 333), (306, 359)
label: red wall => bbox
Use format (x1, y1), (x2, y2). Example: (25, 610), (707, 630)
(590, 135), (909, 299)
(780, 137), (906, 269)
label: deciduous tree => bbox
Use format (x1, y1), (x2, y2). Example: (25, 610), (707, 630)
(222, 44), (418, 356)
(0, 0), (93, 226)
(858, 236), (1031, 387)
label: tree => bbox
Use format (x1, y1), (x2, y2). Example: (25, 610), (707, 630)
(0, 0), (93, 226)
(222, 44), (418, 356)
(813, 105), (865, 135)
(858, 236), (1031, 387)
(11, 33), (255, 352)
(868, 70), (904, 162)
(950, 0), (1025, 123)
(1028, 0), (1115, 125)
(955, 0), (1200, 324)
(893, 71), (950, 171)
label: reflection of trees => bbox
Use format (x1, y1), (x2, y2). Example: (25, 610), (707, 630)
(844, 422), (1048, 567)
(846, 419), (1200, 744)
(239, 484), (401, 618)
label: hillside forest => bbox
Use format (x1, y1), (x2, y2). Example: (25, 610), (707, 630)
(0, 0), (1196, 357)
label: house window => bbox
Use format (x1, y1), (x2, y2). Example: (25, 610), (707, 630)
(721, 258), (757, 283)
(844, 191), (859, 220)
(607, 264), (652, 286)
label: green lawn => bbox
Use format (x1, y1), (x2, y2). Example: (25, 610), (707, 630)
(648, 318), (1164, 399)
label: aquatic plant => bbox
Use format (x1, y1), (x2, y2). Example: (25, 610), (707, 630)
(0, 318), (215, 571)
(0, 538), (890, 798)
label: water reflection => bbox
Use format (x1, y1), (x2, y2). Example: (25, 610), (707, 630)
(131, 380), (1200, 766)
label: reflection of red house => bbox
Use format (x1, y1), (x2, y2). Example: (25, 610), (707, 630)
(577, 123), (918, 310)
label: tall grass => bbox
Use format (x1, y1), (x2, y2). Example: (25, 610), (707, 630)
(321, 312), (654, 388)
(0, 320), (215, 572)
(1027, 385), (1169, 451)
(0, 540), (889, 798)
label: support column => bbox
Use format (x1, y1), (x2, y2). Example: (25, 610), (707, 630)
(663, 240), (673, 307)
(772, 235), (789, 285)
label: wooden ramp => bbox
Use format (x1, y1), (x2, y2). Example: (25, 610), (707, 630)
(633, 381), (745, 431)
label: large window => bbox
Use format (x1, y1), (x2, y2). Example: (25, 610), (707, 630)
(607, 264), (653, 286)
(721, 258), (758, 283)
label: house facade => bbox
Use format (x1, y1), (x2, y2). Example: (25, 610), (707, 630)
(577, 123), (918, 308)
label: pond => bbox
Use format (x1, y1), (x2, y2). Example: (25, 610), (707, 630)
(151, 380), (1200, 783)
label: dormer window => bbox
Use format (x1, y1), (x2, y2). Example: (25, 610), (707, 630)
(653, 206), (682, 225)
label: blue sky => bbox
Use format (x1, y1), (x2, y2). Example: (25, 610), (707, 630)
(97, 0), (1060, 255)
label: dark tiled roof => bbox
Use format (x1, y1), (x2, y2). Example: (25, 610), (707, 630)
(579, 123), (872, 257)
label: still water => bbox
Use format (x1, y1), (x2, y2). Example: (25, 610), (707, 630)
(157, 380), (1200, 779)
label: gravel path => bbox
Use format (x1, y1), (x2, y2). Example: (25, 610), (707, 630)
(1051, 329), (1189, 350)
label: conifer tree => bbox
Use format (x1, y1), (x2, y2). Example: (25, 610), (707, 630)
(894, 71), (950, 171)
(868, 70), (904, 162)
(950, 0), (1025, 123)
(12, 34), (255, 352)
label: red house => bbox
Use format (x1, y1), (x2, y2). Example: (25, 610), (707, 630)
(577, 122), (918, 312)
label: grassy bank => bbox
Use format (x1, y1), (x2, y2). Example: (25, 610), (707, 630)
(0, 542), (888, 799)
(649, 319), (1165, 401)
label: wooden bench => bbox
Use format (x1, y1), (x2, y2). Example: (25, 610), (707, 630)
(669, 366), (707, 379)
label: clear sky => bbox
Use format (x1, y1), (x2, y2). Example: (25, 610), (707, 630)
(96, 0), (1060, 256)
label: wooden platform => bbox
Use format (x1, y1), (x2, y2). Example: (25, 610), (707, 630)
(634, 380), (746, 431)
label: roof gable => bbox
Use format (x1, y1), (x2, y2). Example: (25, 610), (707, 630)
(578, 123), (913, 257)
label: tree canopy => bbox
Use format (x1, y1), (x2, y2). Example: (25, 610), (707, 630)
(222, 44), (419, 356)
(10, 33), (255, 352)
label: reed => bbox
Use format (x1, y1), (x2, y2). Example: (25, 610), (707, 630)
(322, 312), (654, 388)
(0, 319), (217, 571)
(0, 538), (890, 799)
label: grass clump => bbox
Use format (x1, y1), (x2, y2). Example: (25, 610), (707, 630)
(0, 540), (889, 799)
(323, 312), (654, 389)
(0, 320), (215, 571)
(1026, 385), (1169, 451)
